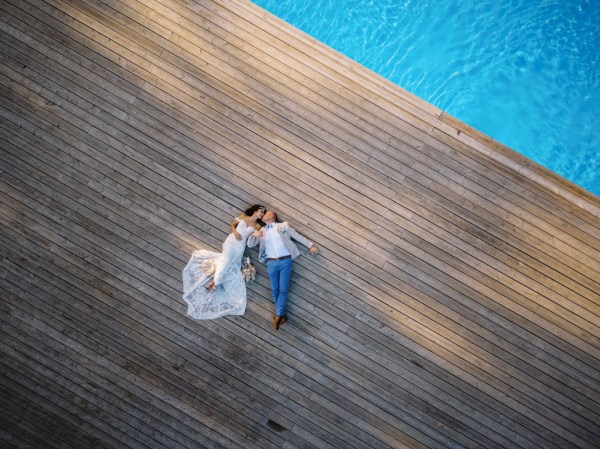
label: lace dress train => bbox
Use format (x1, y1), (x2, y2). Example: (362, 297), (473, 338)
(182, 220), (254, 319)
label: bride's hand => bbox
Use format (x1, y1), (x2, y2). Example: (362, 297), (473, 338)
(234, 231), (242, 240)
(251, 230), (263, 238)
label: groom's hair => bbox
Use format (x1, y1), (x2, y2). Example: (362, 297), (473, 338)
(270, 211), (278, 222)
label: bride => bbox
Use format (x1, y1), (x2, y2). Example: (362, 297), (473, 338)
(182, 205), (265, 319)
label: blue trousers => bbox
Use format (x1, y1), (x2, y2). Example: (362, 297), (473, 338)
(266, 258), (293, 317)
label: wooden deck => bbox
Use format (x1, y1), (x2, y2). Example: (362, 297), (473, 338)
(1, 0), (599, 448)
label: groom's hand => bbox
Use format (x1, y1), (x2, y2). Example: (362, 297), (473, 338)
(309, 246), (319, 255)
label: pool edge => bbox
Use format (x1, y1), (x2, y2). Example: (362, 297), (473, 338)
(437, 112), (600, 218)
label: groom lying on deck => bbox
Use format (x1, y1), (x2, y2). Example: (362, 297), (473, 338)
(247, 209), (319, 330)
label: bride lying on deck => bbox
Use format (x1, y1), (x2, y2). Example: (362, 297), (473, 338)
(182, 205), (265, 319)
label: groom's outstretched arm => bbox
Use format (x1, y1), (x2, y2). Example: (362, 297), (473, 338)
(288, 225), (318, 254)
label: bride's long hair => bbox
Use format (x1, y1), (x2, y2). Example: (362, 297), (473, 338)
(244, 204), (266, 226)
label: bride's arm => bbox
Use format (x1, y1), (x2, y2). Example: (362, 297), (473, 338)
(231, 216), (242, 240)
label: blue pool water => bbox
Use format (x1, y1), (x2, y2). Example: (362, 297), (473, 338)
(253, 0), (600, 196)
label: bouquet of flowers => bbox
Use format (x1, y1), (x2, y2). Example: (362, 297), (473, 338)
(241, 255), (256, 282)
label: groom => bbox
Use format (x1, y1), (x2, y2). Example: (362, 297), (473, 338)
(247, 210), (318, 330)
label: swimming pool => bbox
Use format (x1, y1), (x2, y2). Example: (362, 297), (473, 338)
(252, 0), (600, 197)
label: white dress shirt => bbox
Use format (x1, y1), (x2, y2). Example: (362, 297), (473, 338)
(264, 224), (291, 258)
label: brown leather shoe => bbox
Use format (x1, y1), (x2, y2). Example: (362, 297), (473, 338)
(273, 315), (287, 330)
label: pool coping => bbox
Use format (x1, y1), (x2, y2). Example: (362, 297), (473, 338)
(436, 112), (600, 218)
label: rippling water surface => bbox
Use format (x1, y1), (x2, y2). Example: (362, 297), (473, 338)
(252, 0), (600, 196)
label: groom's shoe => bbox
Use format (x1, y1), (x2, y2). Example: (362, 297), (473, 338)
(273, 315), (287, 330)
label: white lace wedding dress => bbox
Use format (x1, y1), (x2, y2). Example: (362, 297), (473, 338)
(182, 220), (254, 319)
